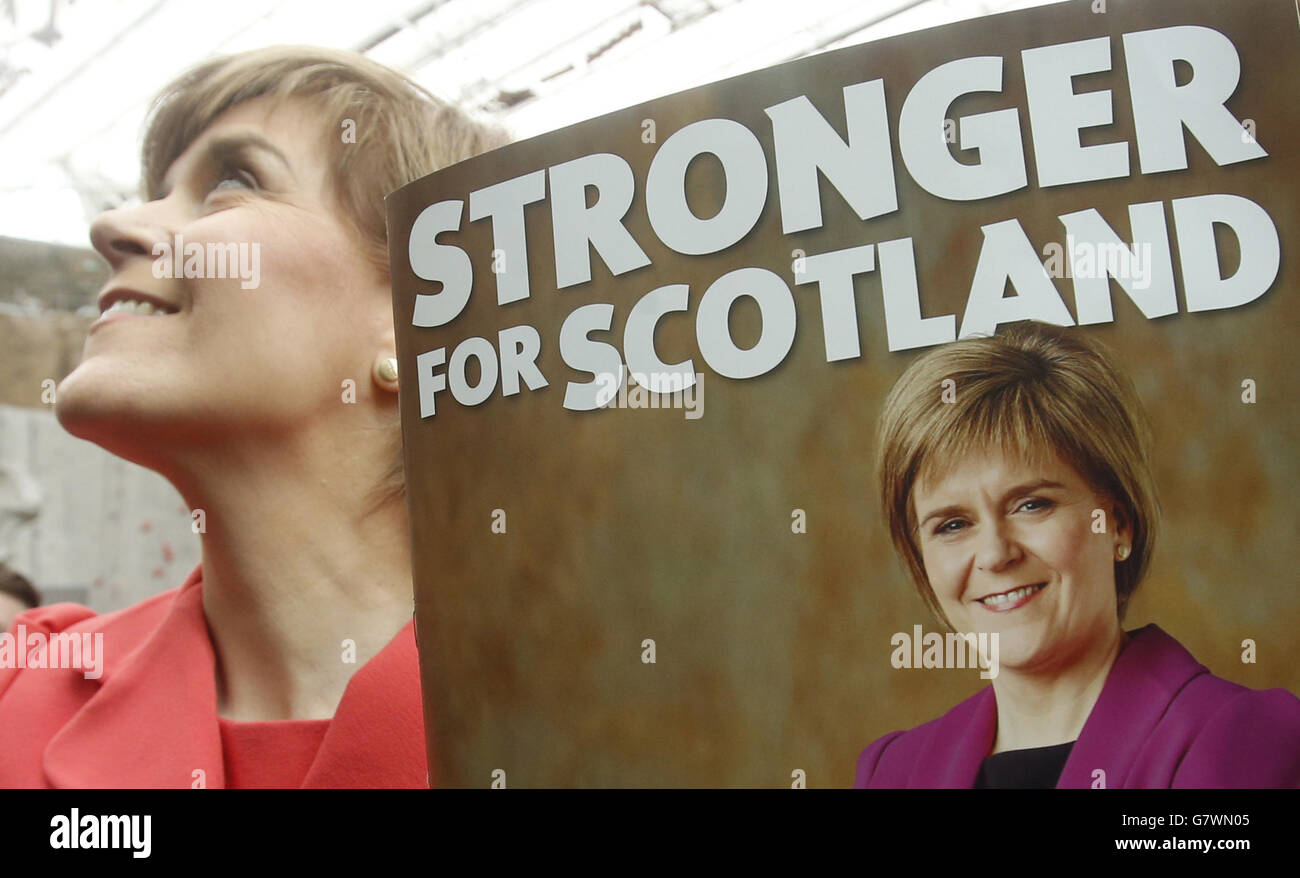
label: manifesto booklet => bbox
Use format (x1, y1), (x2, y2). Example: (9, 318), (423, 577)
(387, 0), (1300, 787)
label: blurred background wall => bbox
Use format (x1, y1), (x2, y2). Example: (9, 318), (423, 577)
(0, 236), (199, 611)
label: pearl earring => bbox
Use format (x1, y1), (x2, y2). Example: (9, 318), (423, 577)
(375, 357), (398, 384)
(1116, 544), (1131, 561)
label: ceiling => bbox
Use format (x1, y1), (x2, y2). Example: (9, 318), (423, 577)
(0, 0), (1055, 247)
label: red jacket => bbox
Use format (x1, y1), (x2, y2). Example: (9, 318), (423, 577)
(0, 565), (428, 788)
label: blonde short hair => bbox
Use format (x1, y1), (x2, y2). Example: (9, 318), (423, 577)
(876, 321), (1159, 627)
(140, 45), (512, 503)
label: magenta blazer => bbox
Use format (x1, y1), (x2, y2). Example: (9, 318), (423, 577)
(855, 624), (1300, 788)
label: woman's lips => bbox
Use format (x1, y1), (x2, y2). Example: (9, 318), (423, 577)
(976, 582), (1047, 613)
(88, 309), (179, 334)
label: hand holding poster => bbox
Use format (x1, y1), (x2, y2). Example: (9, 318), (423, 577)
(388, 0), (1300, 787)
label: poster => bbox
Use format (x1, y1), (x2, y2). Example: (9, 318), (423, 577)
(387, 0), (1299, 787)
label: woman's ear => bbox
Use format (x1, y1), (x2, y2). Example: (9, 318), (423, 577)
(369, 282), (400, 393)
(1111, 500), (1134, 556)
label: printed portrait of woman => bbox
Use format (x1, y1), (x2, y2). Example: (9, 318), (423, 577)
(855, 321), (1300, 789)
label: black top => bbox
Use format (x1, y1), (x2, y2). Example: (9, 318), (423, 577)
(973, 741), (1076, 789)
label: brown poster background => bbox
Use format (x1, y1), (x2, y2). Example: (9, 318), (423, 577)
(388, 0), (1300, 786)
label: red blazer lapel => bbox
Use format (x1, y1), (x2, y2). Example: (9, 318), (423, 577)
(43, 565), (426, 789)
(44, 565), (225, 789)
(301, 617), (428, 788)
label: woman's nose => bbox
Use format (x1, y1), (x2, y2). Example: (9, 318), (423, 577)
(89, 203), (167, 271)
(974, 519), (1022, 572)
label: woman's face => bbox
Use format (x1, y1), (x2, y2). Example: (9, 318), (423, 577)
(911, 446), (1130, 676)
(57, 96), (392, 469)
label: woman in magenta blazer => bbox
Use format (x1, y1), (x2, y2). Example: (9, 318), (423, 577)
(856, 322), (1300, 789)
(0, 47), (507, 788)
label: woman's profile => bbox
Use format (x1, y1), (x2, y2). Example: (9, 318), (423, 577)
(856, 321), (1300, 789)
(0, 46), (508, 787)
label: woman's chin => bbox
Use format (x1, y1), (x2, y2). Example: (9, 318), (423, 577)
(990, 632), (1093, 679)
(55, 369), (174, 465)
(990, 642), (1041, 675)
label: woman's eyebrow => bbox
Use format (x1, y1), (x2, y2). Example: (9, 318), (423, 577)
(917, 503), (966, 529)
(156, 132), (294, 197)
(205, 132), (294, 175)
(1001, 479), (1067, 500)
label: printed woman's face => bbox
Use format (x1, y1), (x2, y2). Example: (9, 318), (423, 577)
(911, 447), (1130, 676)
(56, 96), (390, 471)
